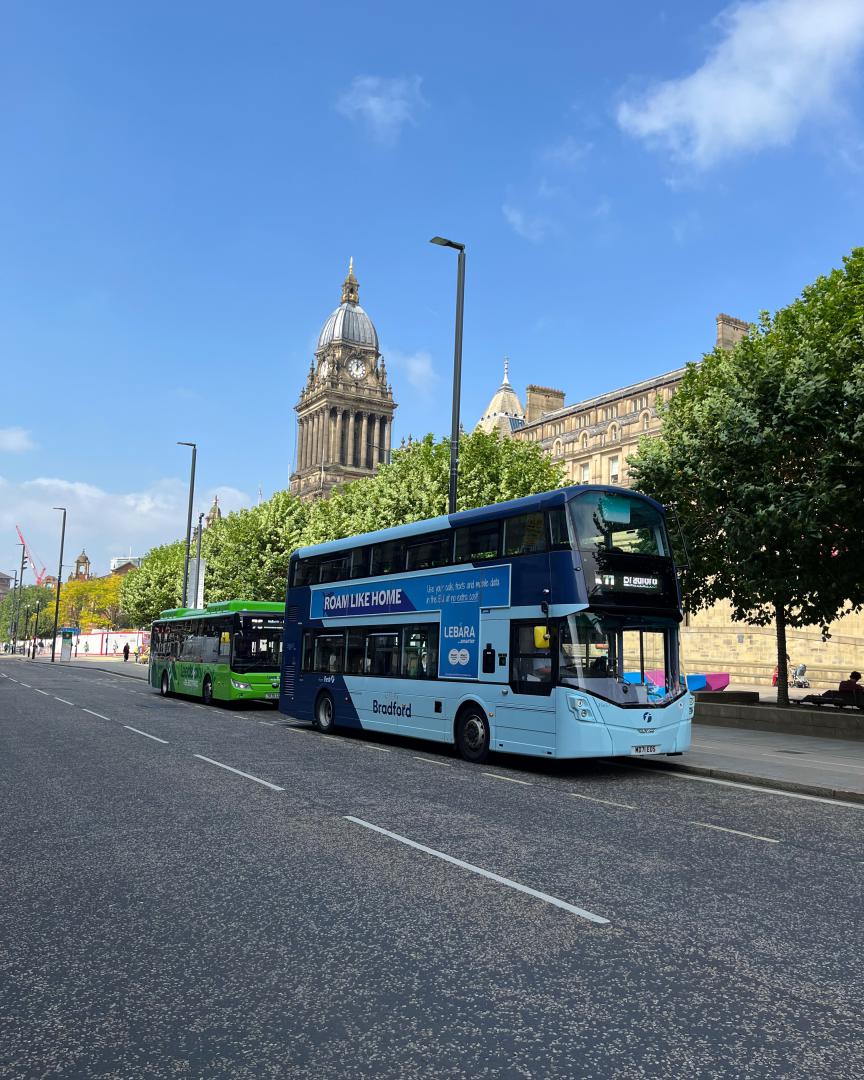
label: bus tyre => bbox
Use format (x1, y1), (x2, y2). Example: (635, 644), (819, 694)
(160, 671), (170, 697)
(456, 706), (490, 764)
(314, 692), (335, 733)
(202, 676), (213, 706)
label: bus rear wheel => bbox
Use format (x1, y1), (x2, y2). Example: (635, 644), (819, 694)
(456, 706), (490, 763)
(202, 676), (214, 706)
(314, 692), (335, 733)
(160, 671), (170, 697)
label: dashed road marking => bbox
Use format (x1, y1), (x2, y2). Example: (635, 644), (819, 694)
(413, 756), (452, 767)
(193, 754), (284, 792)
(482, 771), (531, 786)
(124, 725), (168, 744)
(34, 688), (50, 696)
(570, 792), (635, 810)
(690, 821), (780, 844)
(344, 815), (610, 925)
(53, 697), (75, 706)
(364, 745), (392, 753)
(83, 708), (112, 721)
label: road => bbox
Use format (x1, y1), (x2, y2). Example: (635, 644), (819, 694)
(1, 662), (862, 1079)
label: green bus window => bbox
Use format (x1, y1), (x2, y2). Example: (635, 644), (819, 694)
(504, 513), (547, 556)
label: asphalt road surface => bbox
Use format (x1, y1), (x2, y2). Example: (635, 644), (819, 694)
(2, 663), (862, 1079)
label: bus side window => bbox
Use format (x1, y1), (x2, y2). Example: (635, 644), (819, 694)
(510, 621), (554, 696)
(504, 513), (547, 556)
(351, 547), (371, 579)
(547, 507), (571, 551)
(454, 521), (500, 563)
(371, 540), (405, 577)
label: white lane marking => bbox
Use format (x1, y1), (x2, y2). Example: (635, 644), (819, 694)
(19, 682), (31, 688)
(482, 771), (531, 786)
(83, 709), (112, 721)
(344, 816), (609, 925)
(633, 766), (864, 809)
(34, 689), (50, 696)
(689, 821), (780, 844)
(321, 735), (342, 742)
(365, 745), (392, 753)
(54, 697), (75, 706)
(124, 725), (168, 744)
(193, 754), (284, 792)
(570, 793), (635, 810)
(257, 720), (276, 726)
(8, 677), (18, 682)
(413, 755), (452, 767)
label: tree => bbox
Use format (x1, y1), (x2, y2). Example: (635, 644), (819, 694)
(204, 491), (309, 603)
(119, 542), (185, 628)
(1, 584), (56, 642)
(629, 248), (864, 705)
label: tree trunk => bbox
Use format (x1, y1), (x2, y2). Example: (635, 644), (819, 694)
(775, 600), (789, 708)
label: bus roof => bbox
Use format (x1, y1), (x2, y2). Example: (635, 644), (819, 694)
(156, 599), (285, 620)
(293, 484), (666, 560)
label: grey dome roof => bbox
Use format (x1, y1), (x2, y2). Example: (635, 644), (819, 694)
(317, 301), (379, 352)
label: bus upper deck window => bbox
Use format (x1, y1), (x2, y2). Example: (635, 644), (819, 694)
(504, 512), (547, 556)
(455, 522), (500, 563)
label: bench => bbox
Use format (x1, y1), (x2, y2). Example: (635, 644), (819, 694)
(797, 692), (864, 712)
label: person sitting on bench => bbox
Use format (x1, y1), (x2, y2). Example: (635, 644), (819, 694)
(838, 671), (864, 700)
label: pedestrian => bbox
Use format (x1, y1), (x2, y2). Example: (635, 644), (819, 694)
(123, 642), (130, 662)
(839, 671), (864, 701)
(83, 641), (89, 654)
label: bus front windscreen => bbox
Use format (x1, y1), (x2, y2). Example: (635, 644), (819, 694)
(558, 611), (683, 706)
(232, 615), (283, 673)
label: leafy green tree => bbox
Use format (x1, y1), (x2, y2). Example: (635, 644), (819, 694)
(1, 584), (56, 642)
(629, 248), (864, 705)
(203, 491), (309, 603)
(119, 542), (185, 628)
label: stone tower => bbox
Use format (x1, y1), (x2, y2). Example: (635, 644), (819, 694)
(70, 550), (91, 581)
(290, 260), (396, 500)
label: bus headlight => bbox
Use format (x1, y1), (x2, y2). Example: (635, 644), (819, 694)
(567, 693), (595, 722)
(231, 679), (251, 690)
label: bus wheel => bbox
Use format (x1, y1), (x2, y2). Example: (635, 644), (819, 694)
(160, 671), (170, 697)
(456, 706), (490, 763)
(314, 692), (335, 733)
(202, 676), (214, 706)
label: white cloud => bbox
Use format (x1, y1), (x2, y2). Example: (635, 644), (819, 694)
(502, 203), (547, 242)
(542, 136), (593, 168)
(0, 476), (252, 579)
(335, 75), (427, 144)
(385, 348), (438, 392)
(617, 0), (864, 168)
(0, 427), (35, 453)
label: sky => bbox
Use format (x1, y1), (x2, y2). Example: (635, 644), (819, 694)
(2, 0), (864, 581)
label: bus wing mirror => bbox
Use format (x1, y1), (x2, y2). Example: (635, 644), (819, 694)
(534, 626), (550, 650)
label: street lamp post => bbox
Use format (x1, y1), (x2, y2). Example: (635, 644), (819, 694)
(192, 511), (205, 609)
(50, 507), (67, 662)
(13, 543), (26, 653)
(31, 597), (42, 659)
(178, 441), (197, 607)
(430, 236), (466, 514)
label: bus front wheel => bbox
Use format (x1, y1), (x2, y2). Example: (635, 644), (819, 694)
(202, 676), (214, 706)
(314, 692), (335, 733)
(160, 671), (170, 697)
(456, 706), (490, 763)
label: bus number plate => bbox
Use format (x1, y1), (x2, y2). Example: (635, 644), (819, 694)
(265, 693), (279, 700)
(631, 744), (658, 755)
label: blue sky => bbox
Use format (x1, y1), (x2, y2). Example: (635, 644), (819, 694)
(2, 0), (864, 580)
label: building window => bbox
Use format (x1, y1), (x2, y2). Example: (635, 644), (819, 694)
(553, 438), (563, 457)
(581, 434), (588, 450)
(641, 411), (650, 432)
(609, 423), (618, 442)
(609, 455), (619, 484)
(580, 462), (590, 484)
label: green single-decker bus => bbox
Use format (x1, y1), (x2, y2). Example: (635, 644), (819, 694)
(149, 600), (285, 704)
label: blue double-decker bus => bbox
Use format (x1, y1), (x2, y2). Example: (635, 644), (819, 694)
(279, 486), (693, 763)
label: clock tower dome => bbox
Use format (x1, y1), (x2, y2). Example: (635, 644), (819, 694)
(290, 260), (397, 499)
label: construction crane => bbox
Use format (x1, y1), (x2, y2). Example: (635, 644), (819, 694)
(15, 526), (48, 586)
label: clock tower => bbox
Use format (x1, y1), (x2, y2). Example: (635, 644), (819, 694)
(290, 260), (397, 500)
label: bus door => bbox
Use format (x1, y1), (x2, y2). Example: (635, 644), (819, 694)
(494, 621), (556, 755)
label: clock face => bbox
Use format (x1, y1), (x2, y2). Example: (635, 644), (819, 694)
(348, 356), (366, 380)
(319, 359), (331, 379)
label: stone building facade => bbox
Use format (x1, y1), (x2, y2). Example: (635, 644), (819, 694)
(290, 261), (396, 500)
(486, 313), (863, 688)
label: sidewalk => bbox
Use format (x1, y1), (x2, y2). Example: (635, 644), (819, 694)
(17, 656), (149, 681)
